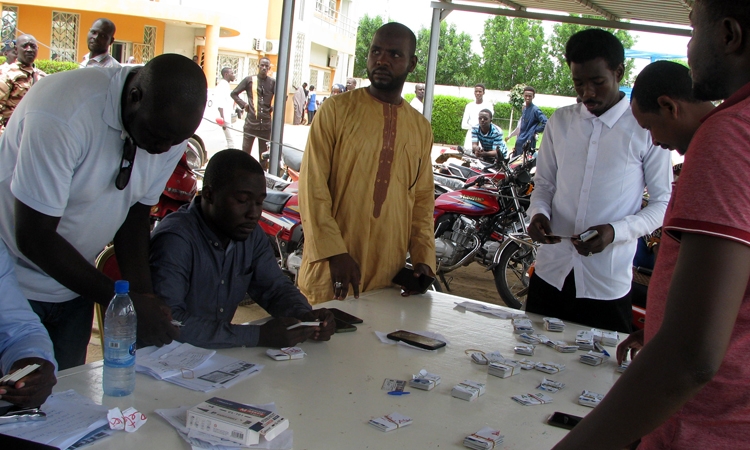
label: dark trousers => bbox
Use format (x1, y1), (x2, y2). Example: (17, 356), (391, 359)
(513, 137), (537, 158)
(526, 270), (632, 333)
(29, 296), (95, 370)
(242, 126), (271, 166)
(307, 110), (316, 125)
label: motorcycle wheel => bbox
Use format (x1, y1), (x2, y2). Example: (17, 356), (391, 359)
(492, 242), (535, 310)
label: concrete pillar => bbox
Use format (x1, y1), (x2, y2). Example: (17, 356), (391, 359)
(203, 24), (220, 88)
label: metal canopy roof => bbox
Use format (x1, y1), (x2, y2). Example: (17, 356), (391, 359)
(432, 0), (693, 36)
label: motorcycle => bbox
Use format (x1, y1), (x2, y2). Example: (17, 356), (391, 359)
(259, 173), (304, 280)
(432, 149), (538, 309)
(149, 152), (199, 227)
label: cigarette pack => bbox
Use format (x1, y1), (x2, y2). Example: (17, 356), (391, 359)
(186, 397), (289, 446)
(464, 426), (504, 449)
(266, 347), (306, 361)
(409, 369), (441, 390)
(534, 361), (565, 374)
(592, 329), (619, 347)
(579, 351), (609, 366)
(543, 317), (565, 332)
(488, 361), (520, 378)
(514, 345), (535, 356)
(511, 392), (554, 406)
(516, 358), (536, 370)
(518, 333), (541, 344)
(538, 378), (565, 393)
(512, 318), (534, 334)
(368, 412), (412, 432)
(551, 341), (579, 353)
(575, 330), (595, 350)
(451, 380), (486, 401)
(579, 390), (604, 407)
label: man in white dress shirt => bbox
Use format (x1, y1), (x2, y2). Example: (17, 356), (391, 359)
(526, 29), (672, 332)
(461, 83), (490, 149)
(216, 67), (236, 148)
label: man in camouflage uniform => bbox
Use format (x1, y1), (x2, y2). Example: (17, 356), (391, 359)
(0, 35), (45, 134)
(0, 40), (17, 74)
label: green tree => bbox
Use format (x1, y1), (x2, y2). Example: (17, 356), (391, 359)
(409, 21), (480, 86)
(546, 17), (637, 97)
(479, 16), (553, 91)
(353, 14), (385, 78)
(508, 84), (526, 113)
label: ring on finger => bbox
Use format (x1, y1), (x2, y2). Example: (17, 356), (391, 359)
(334, 281), (343, 289)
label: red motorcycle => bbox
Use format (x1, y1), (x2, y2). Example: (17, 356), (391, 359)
(432, 151), (538, 309)
(259, 174), (303, 280)
(149, 152), (198, 227)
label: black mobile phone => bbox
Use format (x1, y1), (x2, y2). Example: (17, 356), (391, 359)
(391, 267), (434, 294)
(327, 307), (363, 324)
(334, 318), (357, 333)
(547, 412), (583, 430)
(386, 330), (446, 350)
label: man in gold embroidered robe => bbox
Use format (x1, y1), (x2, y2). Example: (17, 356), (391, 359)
(298, 23), (436, 304)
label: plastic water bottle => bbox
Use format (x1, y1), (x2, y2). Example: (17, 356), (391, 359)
(103, 280), (137, 397)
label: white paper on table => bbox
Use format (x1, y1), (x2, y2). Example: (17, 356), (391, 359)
(107, 407), (147, 432)
(454, 301), (527, 319)
(136, 342), (216, 380)
(155, 404), (293, 449)
(0, 389), (109, 449)
(165, 353), (263, 392)
(374, 331), (450, 352)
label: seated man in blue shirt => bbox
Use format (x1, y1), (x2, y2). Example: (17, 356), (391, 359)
(150, 150), (335, 349)
(472, 109), (508, 164)
(0, 240), (56, 408)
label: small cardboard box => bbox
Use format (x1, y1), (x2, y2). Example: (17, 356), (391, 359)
(186, 397), (289, 446)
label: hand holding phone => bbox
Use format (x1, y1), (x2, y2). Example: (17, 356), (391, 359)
(392, 267), (434, 294)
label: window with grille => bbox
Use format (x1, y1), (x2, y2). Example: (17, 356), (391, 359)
(309, 68), (319, 88)
(292, 33), (305, 88)
(247, 56), (259, 77)
(322, 71), (331, 91)
(1, 6), (17, 44)
(217, 54), (242, 82)
(51, 11), (79, 62)
(142, 26), (156, 62)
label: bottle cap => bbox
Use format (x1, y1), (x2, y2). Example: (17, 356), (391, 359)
(114, 280), (129, 294)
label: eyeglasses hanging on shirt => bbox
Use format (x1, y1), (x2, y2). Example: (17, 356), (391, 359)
(116, 137), (136, 190)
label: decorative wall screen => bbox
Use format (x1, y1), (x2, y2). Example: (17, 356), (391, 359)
(51, 11), (79, 62)
(292, 33), (305, 88)
(322, 71), (331, 91)
(142, 25), (156, 62)
(309, 68), (319, 89)
(1, 6), (17, 43)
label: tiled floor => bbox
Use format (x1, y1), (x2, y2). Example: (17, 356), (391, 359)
(86, 303), (270, 364)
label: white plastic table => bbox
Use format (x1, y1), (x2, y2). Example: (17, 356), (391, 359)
(53, 288), (624, 449)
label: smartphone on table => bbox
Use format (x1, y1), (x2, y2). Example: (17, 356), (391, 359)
(391, 267), (434, 294)
(547, 412), (583, 430)
(334, 318), (357, 333)
(328, 308), (363, 324)
(386, 330), (446, 350)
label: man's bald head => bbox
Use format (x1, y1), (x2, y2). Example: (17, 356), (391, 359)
(373, 22), (416, 58)
(122, 54), (207, 154)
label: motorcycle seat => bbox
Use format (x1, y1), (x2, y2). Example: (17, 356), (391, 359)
(263, 190), (293, 213)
